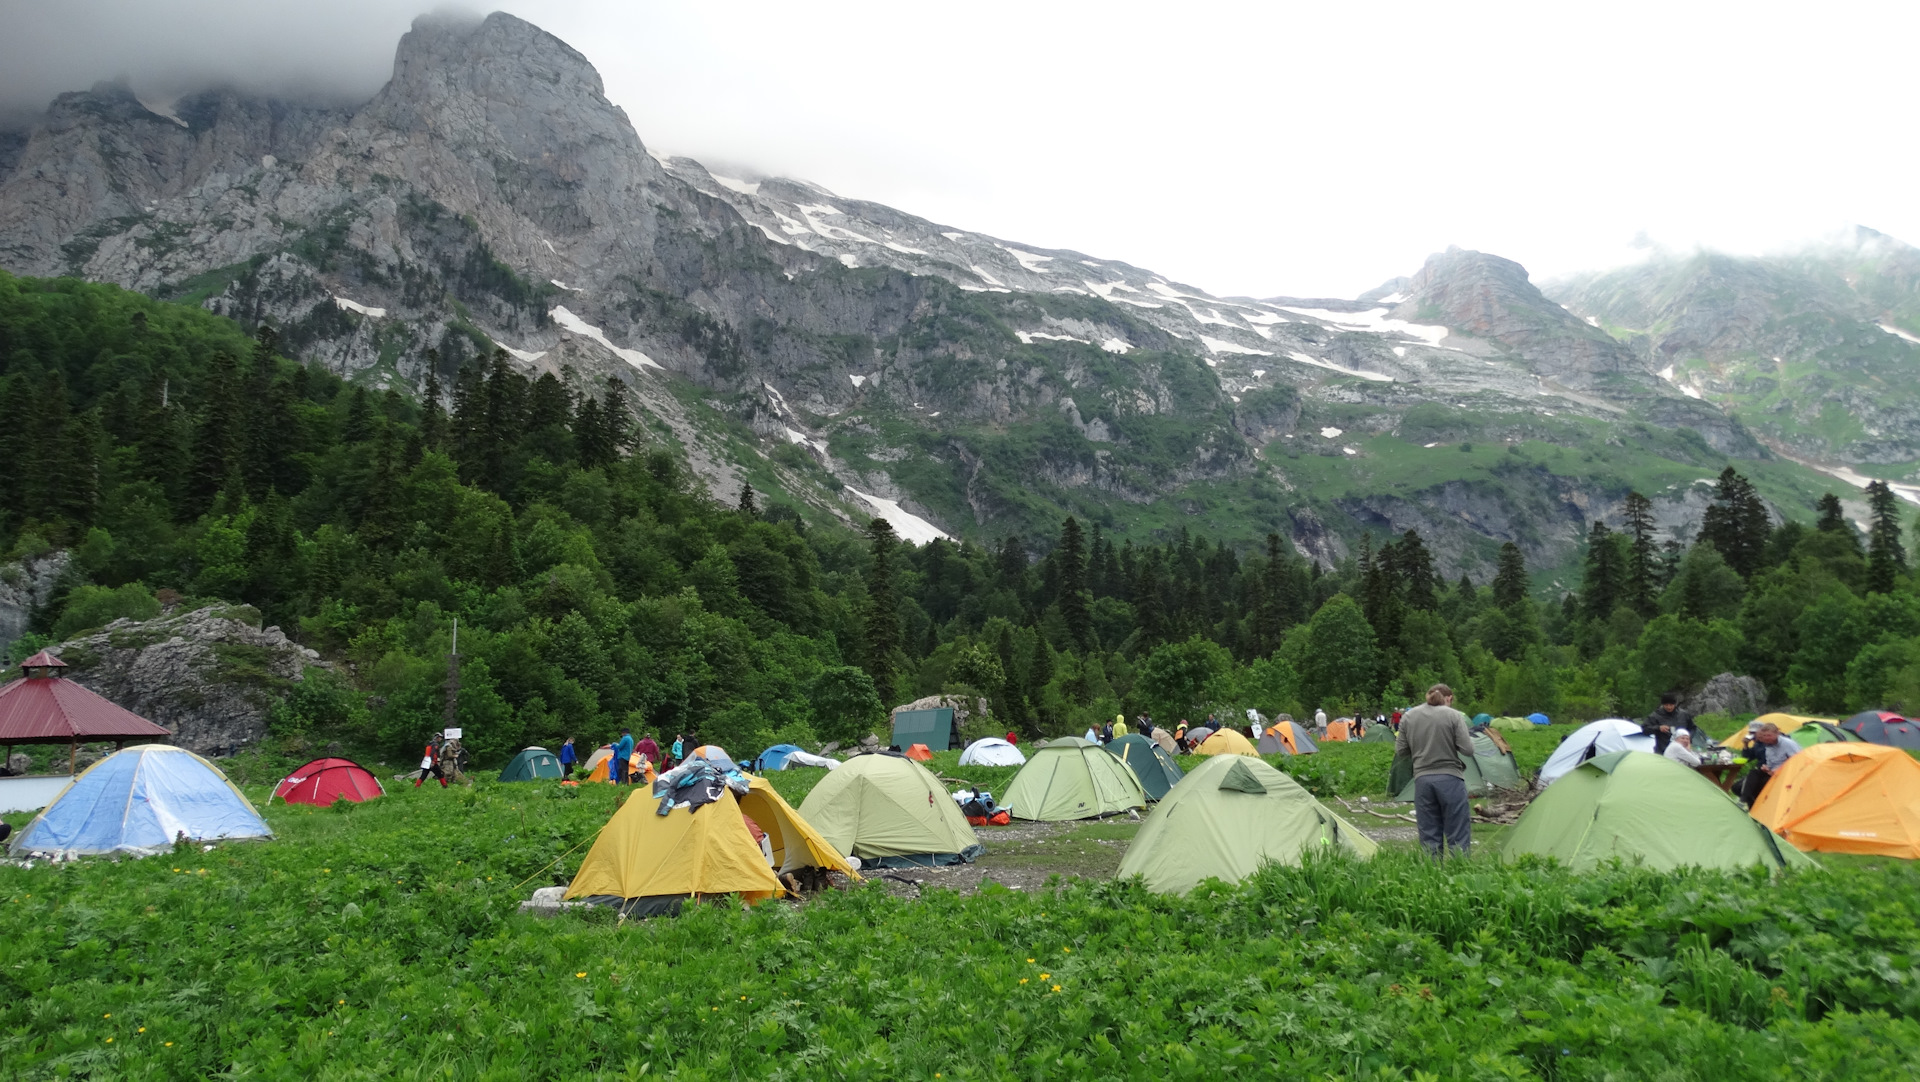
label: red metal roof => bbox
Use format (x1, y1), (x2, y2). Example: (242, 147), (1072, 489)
(18, 650), (66, 669)
(0, 673), (172, 744)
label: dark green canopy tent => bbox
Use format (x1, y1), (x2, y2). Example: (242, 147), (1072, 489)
(499, 746), (564, 782)
(1106, 733), (1183, 800)
(1389, 731), (1522, 798)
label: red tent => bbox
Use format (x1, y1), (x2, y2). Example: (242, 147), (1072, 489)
(272, 757), (384, 806)
(0, 651), (172, 771)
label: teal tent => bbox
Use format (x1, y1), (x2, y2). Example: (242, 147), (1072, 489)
(1390, 731), (1522, 798)
(499, 747), (563, 782)
(1106, 733), (1183, 800)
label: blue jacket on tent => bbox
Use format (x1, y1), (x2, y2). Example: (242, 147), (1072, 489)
(10, 745), (272, 855)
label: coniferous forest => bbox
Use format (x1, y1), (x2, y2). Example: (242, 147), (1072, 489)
(4, 271), (1919, 764)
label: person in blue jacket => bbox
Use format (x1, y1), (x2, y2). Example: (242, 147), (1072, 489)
(558, 736), (577, 779)
(613, 729), (635, 785)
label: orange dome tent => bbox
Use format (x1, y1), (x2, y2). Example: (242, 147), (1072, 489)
(1749, 742), (1920, 858)
(903, 743), (934, 761)
(1324, 718), (1352, 742)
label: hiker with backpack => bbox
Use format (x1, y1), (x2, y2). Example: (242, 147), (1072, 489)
(413, 735), (448, 789)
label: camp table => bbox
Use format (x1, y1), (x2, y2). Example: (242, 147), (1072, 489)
(1693, 762), (1741, 792)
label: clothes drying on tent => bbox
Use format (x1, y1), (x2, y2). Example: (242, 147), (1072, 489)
(1840, 711), (1920, 750)
(273, 757), (383, 805)
(959, 737), (1027, 767)
(1195, 728), (1259, 757)
(11, 745), (272, 856)
(796, 752), (983, 867)
(1390, 730), (1521, 799)
(1106, 733), (1183, 800)
(1537, 719), (1656, 786)
(1004, 737), (1148, 819)
(754, 744), (806, 771)
(1748, 742), (1920, 859)
(564, 773), (855, 917)
(498, 747), (563, 782)
(1500, 751), (1810, 872)
(1118, 755), (1376, 894)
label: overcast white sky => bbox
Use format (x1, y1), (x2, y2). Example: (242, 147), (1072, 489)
(3, 0), (1916, 297)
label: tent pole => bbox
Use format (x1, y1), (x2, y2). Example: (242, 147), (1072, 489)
(70, 739), (77, 775)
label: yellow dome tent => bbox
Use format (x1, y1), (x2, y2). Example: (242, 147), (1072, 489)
(1749, 742), (1920, 859)
(564, 774), (855, 916)
(1722, 713), (1837, 752)
(1195, 728), (1259, 757)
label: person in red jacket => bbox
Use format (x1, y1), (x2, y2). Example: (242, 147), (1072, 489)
(413, 735), (448, 788)
(1004, 731), (1018, 746)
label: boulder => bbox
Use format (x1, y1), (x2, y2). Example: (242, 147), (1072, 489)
(0, 551), (69, 661)
(1684, 673), (1768, 718)
(47, 604), (327, 756)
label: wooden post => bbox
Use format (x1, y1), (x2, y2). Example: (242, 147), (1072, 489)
(69, 739), (77, 775)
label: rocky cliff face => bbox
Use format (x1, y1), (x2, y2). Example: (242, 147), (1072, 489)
(48, 604), (324, 754)
(0, 551), (68, 660)
(0, 11), (1849, 577)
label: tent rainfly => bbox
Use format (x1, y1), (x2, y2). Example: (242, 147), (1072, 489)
(959, 738), (1027, 767)
(1500, 751), (1811, 872)
(1195, 729), (1259, 757)
(11, 744), (271, 855)
(499, 747), (564, 782)
(1118, 755), (1376, 894)
(1537, 719), (1656, 786)
(1003, 737), (1148, 820)
(273, 757), (383, 805)
(1749, 742), (1920, 859)
(797, 752), (983, 867)
(0, 651), (172, 772)
(1106, 733), (1183, 800)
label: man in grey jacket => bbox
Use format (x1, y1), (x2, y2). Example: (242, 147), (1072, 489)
(1395, 684), (1476, 857)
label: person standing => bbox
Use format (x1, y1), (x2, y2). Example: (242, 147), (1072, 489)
(613, 728), (635, 785)
(1396, 684), (1475, 857)
(1313, 708), (1329, 735)
(412, 735), (447, 789)
(637, 733), (660, 769)
(1641, 693), (1697, 755)
(671, 734), (686, 767)
(558, 736), (577, 779)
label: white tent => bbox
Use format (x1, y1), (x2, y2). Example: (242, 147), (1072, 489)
(1538, 719), (1656, 786)
(959, 737), (1027, 767)
(784, 750), (840, 770)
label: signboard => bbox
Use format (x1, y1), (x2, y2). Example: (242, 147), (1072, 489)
(443, 728), (463, 740)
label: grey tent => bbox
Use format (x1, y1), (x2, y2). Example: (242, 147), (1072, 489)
(1255, 721), (1319, 756)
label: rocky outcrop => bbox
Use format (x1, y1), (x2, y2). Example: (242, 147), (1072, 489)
(1684, 673), (1768, 717)
(48, 604), (324, 755)
(0, 551), (68, 661)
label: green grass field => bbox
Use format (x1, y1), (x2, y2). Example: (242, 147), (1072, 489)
(3, 736), (1918, 1079)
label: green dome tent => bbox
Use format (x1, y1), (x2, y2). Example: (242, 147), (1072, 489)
(498, 747), (564, 782)
(1357, 724), (1394, 743)
(1489, 716), (1532, 734)
(796, 752), (982, 867)
(1389, 731), (1522, 798)
(1499, 751), (1813, 872)
(1003, 737), (1147, 820)
(1117, 755), (1377, 895)
(1105, 733), (1183, 800)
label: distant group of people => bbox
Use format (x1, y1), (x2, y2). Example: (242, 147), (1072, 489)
(555, 729), (691, 784)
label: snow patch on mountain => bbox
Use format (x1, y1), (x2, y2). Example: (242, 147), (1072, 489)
(1279, 306), (1449, 347)
(333, 296), (385, 318)
(844, 487), (951, 544)
(1287, 351), (1393, 382)
(1878, 322), (1920, 345)
(1200, 335), (1272, 356)
(551, 307), (660, 371)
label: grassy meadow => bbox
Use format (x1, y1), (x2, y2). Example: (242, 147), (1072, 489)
(3, 733), (1918, 1079)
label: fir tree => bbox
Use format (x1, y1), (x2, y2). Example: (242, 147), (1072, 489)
(1866, 480), (1906, 593)
(1699, 467), (1768, 578)
(1397, 529), (1439, 611)
(1055, 516), (1091, 652)
(995, 536), (1027, 592)
(598, 377), (632, 459)
(1491, 542), (1529, 609)
(1816, 492), (1846, 533)
(420, 367), (447, 452)
(189, 351), (247, 514)
(1581, 520), (1622, 621)
(862, 518), (904, 697)
(1623, 491), (1658, 616)
(738, 483), (758, 516)
(573, 396), (609, 468)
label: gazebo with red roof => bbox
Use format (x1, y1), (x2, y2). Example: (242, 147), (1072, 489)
(0, 650), (173, 773)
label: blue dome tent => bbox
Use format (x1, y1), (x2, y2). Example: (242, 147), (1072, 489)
(1528, 713), (1551, 726)
(754, 744), (805, 771)
(10, 745), (272, 856)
